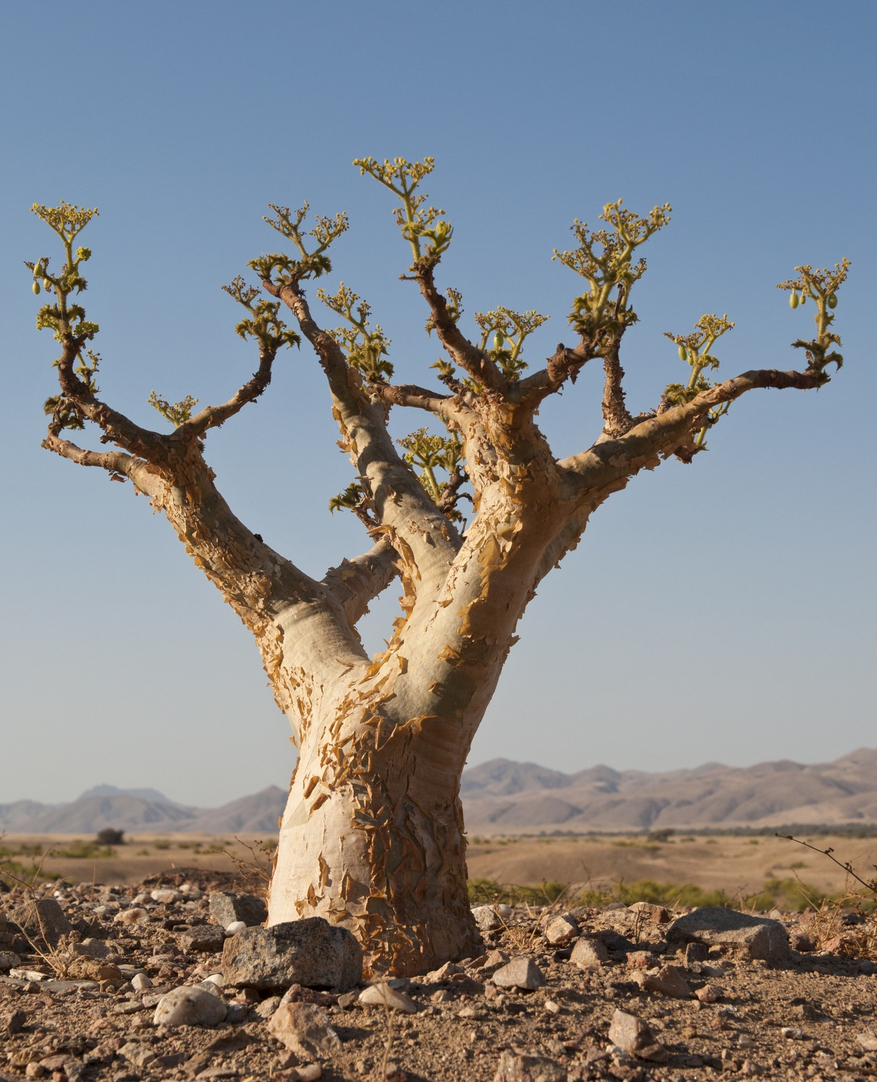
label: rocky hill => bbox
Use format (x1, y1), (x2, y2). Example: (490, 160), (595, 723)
(2, 750), (876, 835)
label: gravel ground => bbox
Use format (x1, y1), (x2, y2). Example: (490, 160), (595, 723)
(1, 870), (876, 1081)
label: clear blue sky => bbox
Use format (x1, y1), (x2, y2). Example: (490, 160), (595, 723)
(2, 1), (875, 807)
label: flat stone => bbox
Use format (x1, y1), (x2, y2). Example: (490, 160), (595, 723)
(64, 957), (123, 983)
(209, 892), (267, 929)
(856, 1033), (877, 1052)
(608, 1008), (668, 1063)
(493, 957), (545, 991)
(267, 1002), (342, 1057)
(221, 918), (361, 992)
(358, 984), (419, 1013)
(569, 936), (609, 970)
(666, 907), (792, 966)
(179, 926), (226, 953)
(153, 985), (227, 1027)
(492, 1049), (567, 1081)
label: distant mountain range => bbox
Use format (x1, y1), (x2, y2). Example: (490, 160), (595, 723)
(2, 749), (876, 835)
(461, 748), (877, 833)
(0, 786), (286, 835)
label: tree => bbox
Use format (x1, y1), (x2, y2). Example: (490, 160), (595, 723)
(27, 158), (849, 976)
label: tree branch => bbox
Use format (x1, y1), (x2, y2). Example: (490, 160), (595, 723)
(55, 340), (170, 463)
(370, 382), (454, 415)
(321, 538), (400, 626)
(599, 339), (635, 437)
(269, 279), (463, 584)
(515, 339), (600, 407)
(41, 429), (135, 479)
(414, 263), (508, 395)
(560, 364), (829, 491)
(176, 345), (278, 439)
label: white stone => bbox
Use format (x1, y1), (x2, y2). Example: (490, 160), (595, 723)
(358, 983), (420, 1013)
(153, 985), (227, 1027)
(131, 973), (153, 992)
(225, 920), (247, 936)
(150, 889), (179, 904)
(295, 1067), (322, 1082)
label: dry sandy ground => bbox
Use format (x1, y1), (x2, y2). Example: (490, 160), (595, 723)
(5, 833), (872, 903)
(465, 834), (877, 902)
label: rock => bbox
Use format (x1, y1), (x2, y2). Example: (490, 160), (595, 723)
(423, 960), (462, 982)
(543, 915), (579, 946)
(608, 1008), (669, 1063)
(179, 926), (226, 953)
(856, 1033), (877, 1052)
(65, 958), (123, 983)
(492, 1049), (567, 1080)
(150, 889), (179, 904)
(292, 1067), (322, 1082)
(569, 936), (609, 970)
(153, 985), (227, 1027)
(628, 901), (671, 924)
(279, 983), (337, 1008)
(695, 983), (722, 1003)
(254, 996), (282, 1019)
(10, 898), (73, 947)
(493, 957), (545, 991)
(267, 1002), (342, 1058)
(472, 906), (503, 932)
(131, 972), (153, 992)
(625, 950), (660, 970)
(114, 907), (149, 925)
(221, 918), (361, 992)
(358, 984), (419, 1013)
(666, 907), (792, 966)
(0, 952), (21, 971)
(789, 929), (816, 952)
(4, 1010), (26, 1036)
(209, 892), (267, 929)
(225, 921), (247, 936)
(633, 964), (692, 998)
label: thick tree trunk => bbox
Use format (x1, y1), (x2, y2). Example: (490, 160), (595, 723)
(268, 690), (484, 976)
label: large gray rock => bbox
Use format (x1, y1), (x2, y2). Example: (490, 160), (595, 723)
(209, 892), (267, 929)
(222, 918), (362, 992)
(666, 907), (792, 966)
